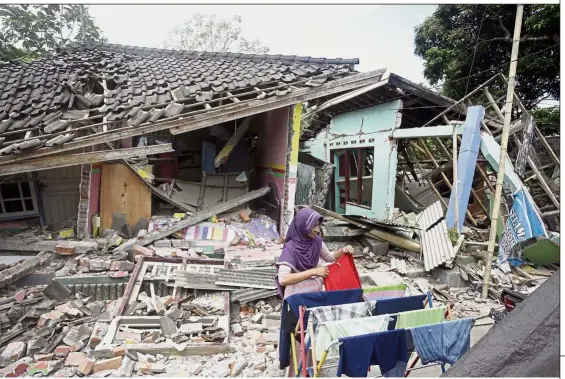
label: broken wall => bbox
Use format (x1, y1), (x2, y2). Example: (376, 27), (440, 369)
(253, 107), (290, 229)
(38, 166), (81, 229)
(301, 100), (403, 220)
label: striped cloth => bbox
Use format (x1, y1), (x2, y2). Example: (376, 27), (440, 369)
(310, 300), (377, 353)
(310, 301), (376, 324)
(175, 223), (237, 242)
(363, 284), (408, 301)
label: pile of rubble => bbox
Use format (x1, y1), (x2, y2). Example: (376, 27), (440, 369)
(0, 197), (559, 378)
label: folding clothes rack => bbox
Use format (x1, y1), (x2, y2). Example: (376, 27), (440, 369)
(313, 305), (456, 378)
(291, 293), (454, 378)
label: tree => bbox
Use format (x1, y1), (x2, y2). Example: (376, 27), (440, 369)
(0, 4), (106, 62)
(414, 5), (559, 110)
(531, 106), (560, 136)
(165, 13), (269, 54)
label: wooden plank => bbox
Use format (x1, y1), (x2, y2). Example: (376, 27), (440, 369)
(311, 205), (421, 253)
(100, 163), (152, 233)
(0, 144), (173, 175)
(0, 70), (385, 166)
(117, 186), (271, 251)
(214, 117), (252, 168)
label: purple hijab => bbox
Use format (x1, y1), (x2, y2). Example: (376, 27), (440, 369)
(275, 208), (323, 298)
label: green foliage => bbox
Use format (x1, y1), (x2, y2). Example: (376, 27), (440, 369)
(448, 228), (459, 247)
(414, 5), (559, 109)
(165, 13), (269, 54)
(0, 4), (106, 62)
(531, 106), (560, 136)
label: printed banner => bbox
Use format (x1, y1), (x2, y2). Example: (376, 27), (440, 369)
(497, 188), (546, 266)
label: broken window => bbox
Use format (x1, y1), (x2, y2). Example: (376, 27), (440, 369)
(0, 178), (38, 219)
(334, 147), (374, 211)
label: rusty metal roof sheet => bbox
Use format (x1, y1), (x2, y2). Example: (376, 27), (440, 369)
(420, 201), (455, 271)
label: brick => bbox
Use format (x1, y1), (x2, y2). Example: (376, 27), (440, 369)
(78, 358), (95, 376)
(55, 345), (71, 357)
(65, 352), (86, 367)
(0, 357), (32, 377)
(0, 341), (26, 366)
(55, 245), (76, 256)
(37, 310), (64, 328)
(132, 244), (153, 256)
(13, 290), (26, 302)
(92, 357), (122, 373)
(136, 362), (165, 374)
(112, 345), (126, 357)
(239, 211), (251, 222)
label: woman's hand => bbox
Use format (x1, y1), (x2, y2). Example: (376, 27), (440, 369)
(336, 245), (354, 259)
(310, 266), (329, 278)
(342, 245), (354, 255)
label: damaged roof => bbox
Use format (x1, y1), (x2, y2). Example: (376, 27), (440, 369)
(0, 42), (359, 155)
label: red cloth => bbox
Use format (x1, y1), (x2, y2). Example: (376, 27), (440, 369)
(324, 254), (362, 291)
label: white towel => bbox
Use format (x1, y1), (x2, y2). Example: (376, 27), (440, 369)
(315, 314), (390, 361)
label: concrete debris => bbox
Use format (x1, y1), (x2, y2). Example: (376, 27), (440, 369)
(0, 178), (554, 379)
(43, 280), (72, 301)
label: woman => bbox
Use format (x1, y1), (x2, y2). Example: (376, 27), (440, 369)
(276, 207), (354, 300)
(276, 208), (353, 376)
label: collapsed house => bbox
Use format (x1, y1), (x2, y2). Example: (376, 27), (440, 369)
(298, 72), (560, 273)
(0, 43), (559, 377)
(0, 43), (373, 236)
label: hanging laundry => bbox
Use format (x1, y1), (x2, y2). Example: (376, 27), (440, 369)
(395, 306), (447, 329)
(410, 318), (475, 365)
(337, 329), (408, 378)
(363, 284), (407, 301)
(315, 314), (390, 361)
(374, 294), (427, 315)
(324, 254), (362, 291)
(278, 289), (364, 369)
(310, 301), (376, 325)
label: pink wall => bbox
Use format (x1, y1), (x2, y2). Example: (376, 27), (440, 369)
(254, 107), (290, 228)
(87, 164), (101, 235)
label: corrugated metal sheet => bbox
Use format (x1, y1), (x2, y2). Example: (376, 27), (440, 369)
(215, 268), (277, 290)
(231, 288), (278, 303)
(420, 201), (455, 271)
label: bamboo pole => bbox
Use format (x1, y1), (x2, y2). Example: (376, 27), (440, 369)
(453, 125), (460, 234)
(483, 5), (524, 299)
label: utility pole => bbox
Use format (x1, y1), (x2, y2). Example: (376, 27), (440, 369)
(482, 5), (524, 299)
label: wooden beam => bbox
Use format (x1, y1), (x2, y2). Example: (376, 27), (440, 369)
(483, 87), (505, 122)
(214, 117), (252, 168)
(0, 70), (385, 166)
(412, 140), (479, 226)
(0, 144), (174, 175)
(312, 205), (420, 252)
(169, 70), (386, 135)
(301, 75), (389, 119)
(116, 186), (271, 251)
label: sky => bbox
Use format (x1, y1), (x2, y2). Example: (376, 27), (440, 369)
(88, 4), (437, 85)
